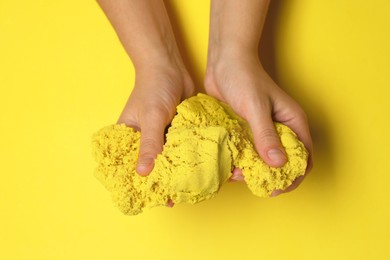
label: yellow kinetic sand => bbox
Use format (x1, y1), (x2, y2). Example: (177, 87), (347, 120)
(92, 94), (308, 215)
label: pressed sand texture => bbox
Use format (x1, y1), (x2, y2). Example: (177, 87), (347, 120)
(92, 94), (308, 215)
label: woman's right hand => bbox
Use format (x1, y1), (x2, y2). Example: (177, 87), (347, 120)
(97, 0), (196, 176)
(117, 61), (195, 176)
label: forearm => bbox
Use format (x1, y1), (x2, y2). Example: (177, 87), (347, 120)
(208, 0), (270, 57)
(97, 0), (182, 69)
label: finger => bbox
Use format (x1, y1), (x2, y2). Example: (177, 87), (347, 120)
(167, 199), (174, 208)
(281, 110), (314, 174)
(230, 168), (244, 182)
(249, 106), (287, 168)
(136, 115), (166, 176)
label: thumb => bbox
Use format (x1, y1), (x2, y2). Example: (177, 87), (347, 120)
(136, 116), (166, 176)
(249, 111), (287, 168)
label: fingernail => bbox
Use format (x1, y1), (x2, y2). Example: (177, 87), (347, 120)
(267, 149), (287, 164)
(136, 157), (153, 174)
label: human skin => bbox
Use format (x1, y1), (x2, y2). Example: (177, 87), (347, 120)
(97, 0), (313, 195)
(97, 0), (196, 176)
(205, 0), (313, 193)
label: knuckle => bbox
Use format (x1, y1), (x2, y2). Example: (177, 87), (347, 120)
(288, 103), (307, 121)
(243, 98), (271, 122)
(140, 137), (158, 152)
(138, 149), (157, 161)
(258, 128), (280, 143)
(139, 135), (163, 158)
(140, 105), (171, 127)
(138, 152), (156, 162)
(296, 107), (308, 122)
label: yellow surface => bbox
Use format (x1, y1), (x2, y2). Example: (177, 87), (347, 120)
(92, 94), (307, 215)
(0, 0), (389, 259)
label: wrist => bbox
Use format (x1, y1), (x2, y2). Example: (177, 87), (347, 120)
(134, 57), (185, 80)
(209, 35), (259, 55)
(207, 41), (260, 69)
(134, 51), (193, 94)
(130, 38), (184, 71)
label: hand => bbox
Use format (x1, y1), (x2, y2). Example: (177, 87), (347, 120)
(97, 0), (196, 176)
(205, 48), (313, 194)
(118, 61), (195, 176)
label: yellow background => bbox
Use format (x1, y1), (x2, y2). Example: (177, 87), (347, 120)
(1, 0), (389, 259)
